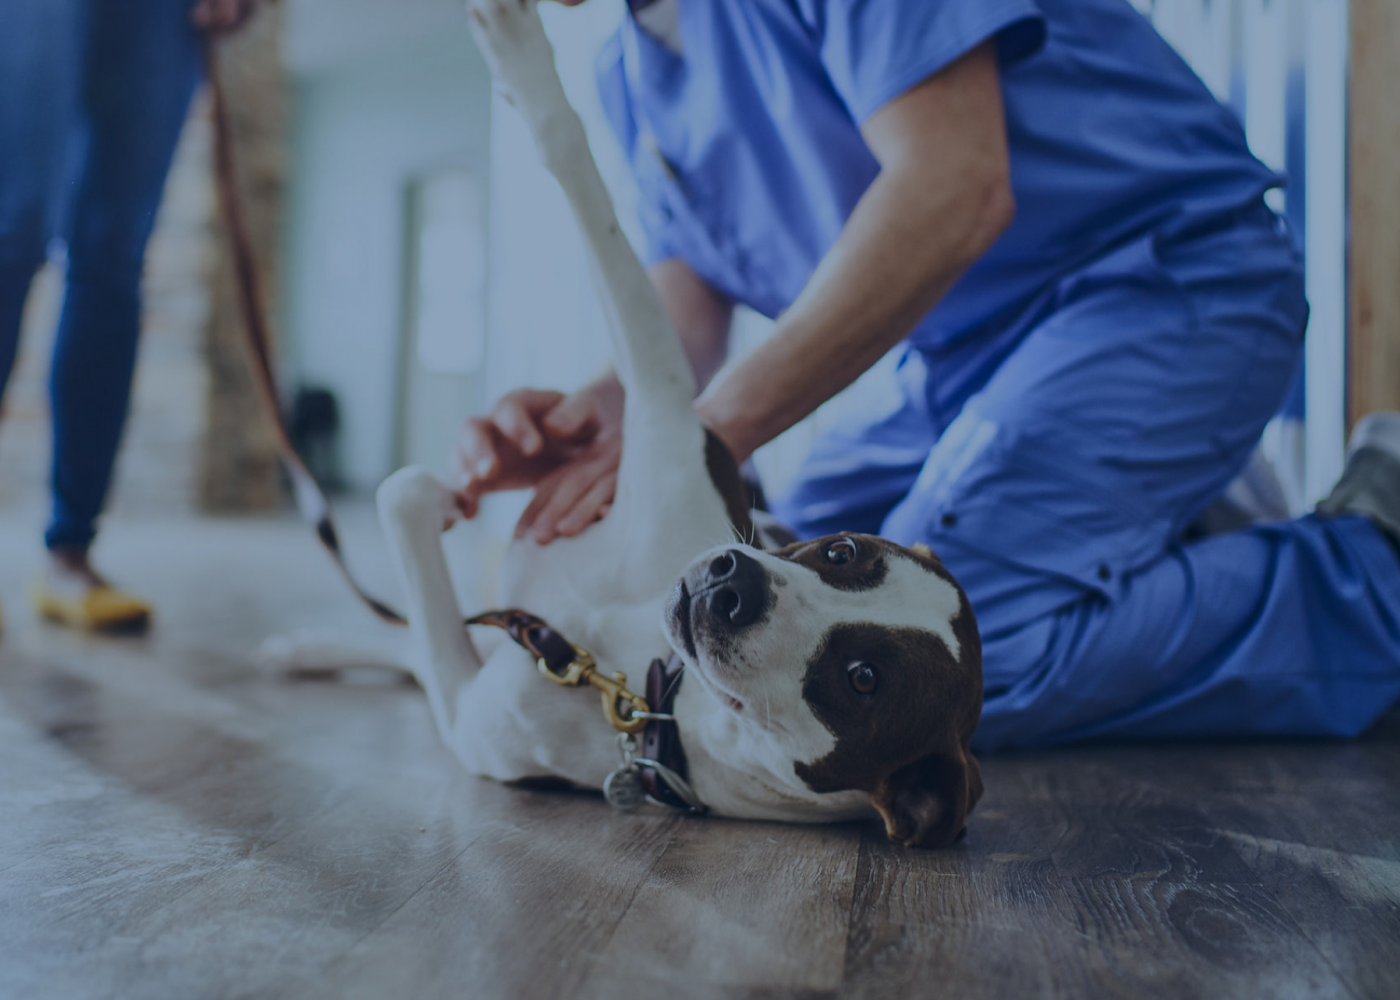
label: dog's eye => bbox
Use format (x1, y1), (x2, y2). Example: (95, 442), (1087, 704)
(847, 661), (878, 695)
(825, 538), (858, 565)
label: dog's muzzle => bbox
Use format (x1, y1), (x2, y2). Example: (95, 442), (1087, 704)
(692, 548), (770, 631)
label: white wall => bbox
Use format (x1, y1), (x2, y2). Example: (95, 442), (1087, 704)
(482, 1), (632, 403)
(283, 10), (493, 490)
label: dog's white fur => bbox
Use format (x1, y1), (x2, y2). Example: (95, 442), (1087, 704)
(268, 0), (979, 834)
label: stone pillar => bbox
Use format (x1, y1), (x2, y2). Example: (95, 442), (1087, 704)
(199, 5), (287, 511)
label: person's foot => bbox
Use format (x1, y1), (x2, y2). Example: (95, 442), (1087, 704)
(31, 547), (152, 633)
(1317, 412), (1400, 554)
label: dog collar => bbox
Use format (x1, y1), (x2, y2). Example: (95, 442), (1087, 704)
(636, 653), (706, 814)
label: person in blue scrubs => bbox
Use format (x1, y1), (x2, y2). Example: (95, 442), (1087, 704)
(0, 0), (256, 631)
(458, 0), (1400, 750)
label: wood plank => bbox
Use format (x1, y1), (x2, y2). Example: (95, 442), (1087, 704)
(1219, 825), (1400, 1000)
(1007, 745), (1263, 884)
(578, 816), (861, 994)
(841, 764), (1087, 1000)
(1060, 877), (1356, 1000)
(1348, 0), (1400, 422)
(305, 794), (681, 1000)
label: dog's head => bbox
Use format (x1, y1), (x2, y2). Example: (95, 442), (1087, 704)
(663, 533), (983, 848)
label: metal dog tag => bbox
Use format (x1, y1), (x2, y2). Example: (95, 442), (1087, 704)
(603, 766), (647, 811)
(605, 732), (647, 811)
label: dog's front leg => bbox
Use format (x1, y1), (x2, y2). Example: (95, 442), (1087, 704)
(469, 0), (731, 575)
(377, 467), (485, 745)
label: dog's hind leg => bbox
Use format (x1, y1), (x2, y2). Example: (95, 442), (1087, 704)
(376, 467), (485, 742)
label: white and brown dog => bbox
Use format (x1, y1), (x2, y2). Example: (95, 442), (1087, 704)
(275, 0), (983, 847)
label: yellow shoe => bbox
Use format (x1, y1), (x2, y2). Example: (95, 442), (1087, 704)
(32, 581), (152, 633)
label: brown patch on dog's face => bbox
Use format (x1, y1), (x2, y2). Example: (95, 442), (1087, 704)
(664, 533), (983, 845)
(768, 532), (891, 592)
(793, 615), (982, 847)
(779, 535), (983, 848)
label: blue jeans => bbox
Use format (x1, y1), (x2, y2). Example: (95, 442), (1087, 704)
(0, 0), (202, 550)
(774, 203), (1400, 751)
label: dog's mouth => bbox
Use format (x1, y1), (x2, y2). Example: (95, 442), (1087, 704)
(670, 579), (697, 659)
(666, 579), (744, 716)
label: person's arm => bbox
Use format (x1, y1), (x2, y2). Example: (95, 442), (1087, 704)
(697, 40), (1013, 463)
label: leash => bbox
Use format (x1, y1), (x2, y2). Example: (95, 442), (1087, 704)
(465, 609), (706, 814)
(204, 36), (703, 814)
(203, 35), (407, 625)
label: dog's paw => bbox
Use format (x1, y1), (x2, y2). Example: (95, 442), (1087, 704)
(256, 629), (339, 677)
(465, 0), (570, 127)
(256, 628), (411, 680)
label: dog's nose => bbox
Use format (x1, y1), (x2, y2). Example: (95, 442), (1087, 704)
(703, 549), (769, 629)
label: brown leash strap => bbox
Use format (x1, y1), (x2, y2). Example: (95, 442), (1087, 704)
(203, 36), (406, 625)
(462, 609), (583, 677)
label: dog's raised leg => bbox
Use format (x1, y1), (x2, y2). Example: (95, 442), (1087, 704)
(468, 1), (732, 583)
(376, 467), (484, 745)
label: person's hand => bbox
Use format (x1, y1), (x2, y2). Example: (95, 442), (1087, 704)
(191, 0), (258, 33)
(512, 433), (622, 543)
(453, 386), (623, 542)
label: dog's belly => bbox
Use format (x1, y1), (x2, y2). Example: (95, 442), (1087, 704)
(463, 545), (676, 787)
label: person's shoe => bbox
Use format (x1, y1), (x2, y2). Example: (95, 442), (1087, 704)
(1317, 411), (1400, 551)
(32, 581), (152, 633)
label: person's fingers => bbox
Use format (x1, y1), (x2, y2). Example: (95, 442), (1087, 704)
(554, 470), (618, 537)
(454, 417), (501, 483)
(542, 392), (601, 443)
(516, 459), (608, 542)
(491, 389), (566, 456)
(454, 475), (485, 520)
(491, 397), (544, 457)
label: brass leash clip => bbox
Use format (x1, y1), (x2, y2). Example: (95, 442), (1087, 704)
(536, 644), (649, 735)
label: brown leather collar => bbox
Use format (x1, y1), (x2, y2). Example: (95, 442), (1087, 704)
(467, 610), (703, 814)
(639, 652), (701, 813)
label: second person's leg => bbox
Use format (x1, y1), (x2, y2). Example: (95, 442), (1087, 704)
(37, 0), (203, 628)
(45, 0), (202, 560)
(0, 0), (83, 408)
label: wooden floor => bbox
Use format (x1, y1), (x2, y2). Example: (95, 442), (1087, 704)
(1, 508), (1397, 1000)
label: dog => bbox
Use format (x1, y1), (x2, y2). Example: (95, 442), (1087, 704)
(271, 0), (984, 848)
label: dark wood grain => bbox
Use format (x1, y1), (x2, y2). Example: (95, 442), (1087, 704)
(581, 815), (861, 993)
(1, 511), (1397, 1000)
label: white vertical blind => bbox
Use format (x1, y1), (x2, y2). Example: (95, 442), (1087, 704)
(1303, 0), (1350, 500)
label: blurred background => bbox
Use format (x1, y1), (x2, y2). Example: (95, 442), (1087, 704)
(0, 0), (1392, 579)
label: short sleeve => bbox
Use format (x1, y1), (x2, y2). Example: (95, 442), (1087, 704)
(596, 34), (686, 265)
(795, 0), (1047, 124)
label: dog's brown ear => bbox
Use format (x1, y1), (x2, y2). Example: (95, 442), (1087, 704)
(870, 750), (983, 848)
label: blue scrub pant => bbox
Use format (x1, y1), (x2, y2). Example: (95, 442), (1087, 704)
(0, 0), (202, 550)
(774, 203), (1400, 751)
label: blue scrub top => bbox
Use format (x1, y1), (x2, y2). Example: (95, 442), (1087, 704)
(596, 0), (1282, 348)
